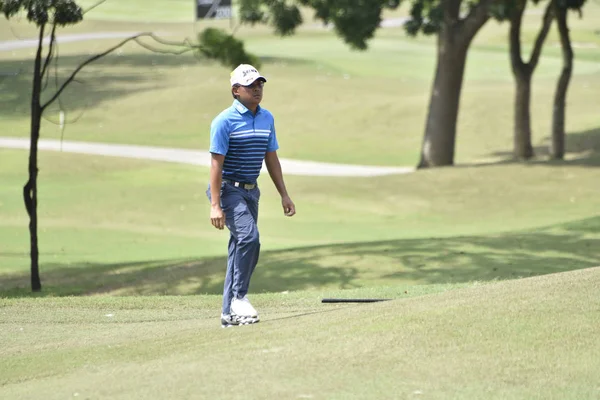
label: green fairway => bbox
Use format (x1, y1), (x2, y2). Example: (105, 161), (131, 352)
(1, 149), (599, 296)
(1, 268), (599, 399)
(1, 1), (600, 398)
(1, 3), (599, 165)
(77, 0), (198, 23)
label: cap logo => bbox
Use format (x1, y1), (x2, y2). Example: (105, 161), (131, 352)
(230, 64), (265, 86)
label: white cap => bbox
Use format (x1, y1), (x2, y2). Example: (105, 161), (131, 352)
(230, 64), (267, 87)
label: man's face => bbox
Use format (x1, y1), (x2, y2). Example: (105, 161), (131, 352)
(233, 79), (264, 107)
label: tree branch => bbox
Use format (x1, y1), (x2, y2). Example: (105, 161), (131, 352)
(554, 3), (573, 62)
(8, 20), (27, 41)
(460, 0), (496, 43)
(53, 40), (63, 92)
(444, 0), (463, 22)
(528, 0), (555, 68)
(23, 180), (33, 218)
(41, 88), (87, 127)
(41, 33), (199, 111)
(33, 22), (46, 109)
(41, 23), (58, 92)
(509, 0), (526, 73)
(133, 36), (196, 55)
(40, 23), (57, 80)
(83, 0), (107, 15)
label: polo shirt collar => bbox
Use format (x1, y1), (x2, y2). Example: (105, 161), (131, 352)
(233, 99), (261, 115)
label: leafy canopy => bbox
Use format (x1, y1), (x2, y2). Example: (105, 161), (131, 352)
(238, 0), (303, 36)
(197, 27), (262, 69)
(0, 0), (83, 26)
(238, 0), (401, 49)
(236, 0), (503, 50)
(487, 0), (587, 23)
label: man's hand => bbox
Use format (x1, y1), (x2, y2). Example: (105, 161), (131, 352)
(211, 205), (226, 229)
(282, 195), (296, 217)
(265, 151), (295, 217)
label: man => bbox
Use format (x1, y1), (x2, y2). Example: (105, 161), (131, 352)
(207, 64), (296, 328)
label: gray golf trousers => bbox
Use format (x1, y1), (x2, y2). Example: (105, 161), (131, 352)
(207, 181), (261, 315)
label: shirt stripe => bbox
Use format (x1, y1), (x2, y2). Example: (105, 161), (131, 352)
(208, 100), (280, 183)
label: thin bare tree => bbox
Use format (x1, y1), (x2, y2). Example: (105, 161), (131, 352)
(1, 0), (255, 291)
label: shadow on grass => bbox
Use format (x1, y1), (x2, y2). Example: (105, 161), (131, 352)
(0, 52), (204, 119)
(2, 216), (599, 298)
(479, 127), (600, 168)
(0, 51), (324, 120)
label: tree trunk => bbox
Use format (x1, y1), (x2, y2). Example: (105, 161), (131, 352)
(513, 73), (534, 159)
(508, 0), (555, 159)
(26, 106), (42, 292)
(418, 30), (469, 168)
(24, 25), (45, 292)
(510, 0), (534, 159)
(416, 0), (493, 168)
(550, 6), (572, 159)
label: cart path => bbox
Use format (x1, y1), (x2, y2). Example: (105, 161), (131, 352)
(0, 137), (415, 177)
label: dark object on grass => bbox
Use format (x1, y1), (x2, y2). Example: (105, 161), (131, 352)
(321, 298), (392, 303)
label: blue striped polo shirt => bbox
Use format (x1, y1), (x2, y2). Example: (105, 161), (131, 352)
(209, 99), (279, 183)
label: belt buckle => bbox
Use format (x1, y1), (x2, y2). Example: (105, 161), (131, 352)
(228, 180), (255, 190)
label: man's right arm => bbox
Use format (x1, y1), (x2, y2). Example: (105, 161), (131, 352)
(208, 114), (229, 230)
(209, 153), (226, 230)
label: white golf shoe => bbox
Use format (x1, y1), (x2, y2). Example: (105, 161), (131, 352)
(221, 313), (240, 328)
(231, 296), (260, 324)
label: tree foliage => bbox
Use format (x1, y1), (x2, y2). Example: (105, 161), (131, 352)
(558, 0), (585, 9)
(404, 0), (443, 35)
(238, 0), (303, 36)
(300, 0), (401, 49)
(237, 0), (503, 50)
(197, 27), (262, 68)
(0, 0), (83, 26)
(238, 0), (401, 49)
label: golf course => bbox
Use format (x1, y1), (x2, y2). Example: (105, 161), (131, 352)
(1, 0), (599, 398)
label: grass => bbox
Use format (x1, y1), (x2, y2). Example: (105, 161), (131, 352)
(77, 0), (198, 23)
(2, 216), (599, 296)
(1, 1), (600, 398)
(0, 42), (598, 165)
(1, 149), (599, 296)
(1, 268), (599, 399)
(1, 4), (599, 165)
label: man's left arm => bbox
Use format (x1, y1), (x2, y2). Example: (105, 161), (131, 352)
(265, 151), (296, 217)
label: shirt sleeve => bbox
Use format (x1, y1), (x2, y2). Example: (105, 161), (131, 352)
(209, 115), (230, 155)
(267, 117), (279, 152)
